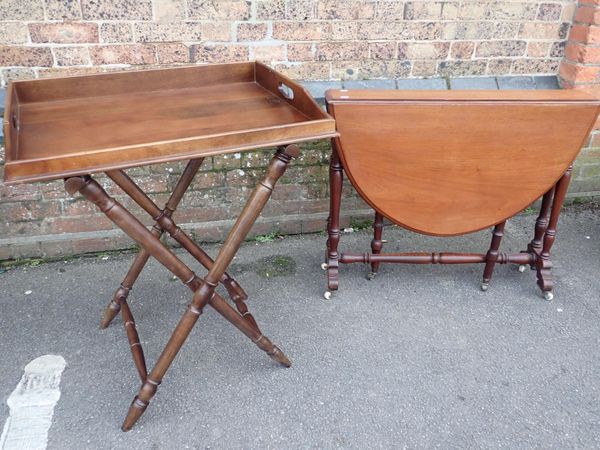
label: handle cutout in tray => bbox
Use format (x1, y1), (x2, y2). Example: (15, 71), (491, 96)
(278, 82), (294, 101)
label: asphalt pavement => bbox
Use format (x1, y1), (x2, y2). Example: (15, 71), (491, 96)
(1, 206), (599, 449)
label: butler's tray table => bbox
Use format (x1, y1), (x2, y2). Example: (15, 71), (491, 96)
(3, 62), (337, 430)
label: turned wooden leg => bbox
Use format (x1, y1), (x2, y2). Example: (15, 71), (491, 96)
(64, 175), (206, 430)
(209, 295), (290, 367)
(106, 168), (250, 315)
(481, 221), (506, 291)
(120, 299), (147, 383)
(101, 159), (205, 328)
(536, 166), (573, 301)
(368, 212), (384, 280)
(121, 145), (298, 431)
(518, 186), (555, 273)
(324, 141), (343, 299)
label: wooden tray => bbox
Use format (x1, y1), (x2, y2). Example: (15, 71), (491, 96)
(3, 62), (337, 184)
(326, 89), (600, 236)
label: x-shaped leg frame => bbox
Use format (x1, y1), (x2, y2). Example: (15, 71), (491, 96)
(100, 157), (249, 330)
(65, 145), (299, 431)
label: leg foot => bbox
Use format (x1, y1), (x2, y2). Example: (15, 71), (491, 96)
(481, 282), (489, 292)
(518, 265), (527, 273)
(370, 212), (384, 276)
(266, 345), (292, 368)
(101, 284), (131, 329)
(121, 397), (149, 432)
(321, 262), (328, 271)
(324, 291), (332, 300)
(100, 299), (122, 329)
(543, 291), (554, 301)
(367, 271), (377, 281)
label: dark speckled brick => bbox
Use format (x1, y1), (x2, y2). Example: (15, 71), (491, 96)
(187, 0), (250, 20)
(81, 0), (152, 20)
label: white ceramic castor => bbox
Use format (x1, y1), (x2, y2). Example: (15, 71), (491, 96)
(543, 291), (554, 301)
(518, 265), (527, 273)
(481, 282), (489, 292)
(323, 291), (332, 300)
(367, 272), (377, 281)
(321, 263), (328, 271)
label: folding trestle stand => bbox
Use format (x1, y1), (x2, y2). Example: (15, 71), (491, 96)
(65, 145), (299, 431)
(323, 145), (573, 302)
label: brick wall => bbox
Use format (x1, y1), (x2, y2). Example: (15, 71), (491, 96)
(2, 0), (599, 261)
(0, 0), (574, 84)
(559, 1), (600, 193)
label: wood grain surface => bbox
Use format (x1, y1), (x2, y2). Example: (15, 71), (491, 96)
(327, 90), (600, 236)
(3, 62), (336, 184)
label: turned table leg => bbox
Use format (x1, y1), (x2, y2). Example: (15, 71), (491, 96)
(64, 167), (291, 431)
(324, 142), (343, 300)
(106, 166), (251, 323)
(101, 159), (205, 328)
(121, 144), (299, 431)
(517, 186), (555, 274)
(536, 166), (573, 301)
(368, 212), (384, 281)
(481, 221), (506, 291)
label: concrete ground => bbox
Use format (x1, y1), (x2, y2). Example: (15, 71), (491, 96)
(0, 206), (599, 449)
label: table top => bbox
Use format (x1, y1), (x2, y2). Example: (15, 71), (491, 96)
(3, 62), (336, 184)
(327, 89), (600, 236)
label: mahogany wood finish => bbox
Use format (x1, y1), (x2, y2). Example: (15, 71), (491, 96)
(121, 145), (297, 431)
(2, 63), (336, 431)
(3, 62), (335, 184)
(325, 89), (600, 299)
(481, 222), (506, 291)
(101, 158), (207, 329)
(368, 212), (384, 280)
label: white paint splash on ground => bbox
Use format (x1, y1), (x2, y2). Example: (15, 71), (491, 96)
(0, 355), (66, 450)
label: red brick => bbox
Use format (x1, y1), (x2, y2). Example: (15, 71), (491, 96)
(559, 60), (600, 83)
(43, 215), (114, 234)
(0, 183), (41, 202)
(0, 45), (53, 67)
(29, 22), (98, 44)
(0, 201), (61, 222)
(569, 23), (600, 44)
(564, 42), (600, 64)
(574, 5), (600, 24)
